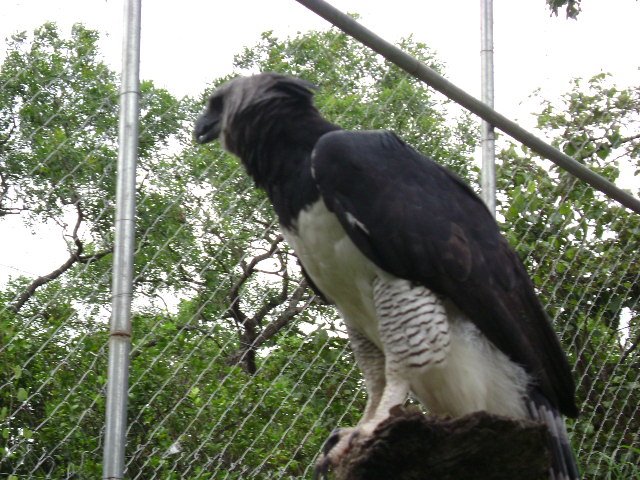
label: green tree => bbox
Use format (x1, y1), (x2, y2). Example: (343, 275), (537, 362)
(0, 22), (186, 477)
(0, 22), (185, 312)
(547, 0), (582, 19)
(497, 73), (640, 477)
(1, 24), (477, 478)
(2, 20), (637, 480)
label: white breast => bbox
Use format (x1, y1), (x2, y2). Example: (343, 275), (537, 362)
(284, 199), (530, 419)
(282, 199), (383, 347)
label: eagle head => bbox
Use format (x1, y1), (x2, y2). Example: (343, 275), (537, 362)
(193, 72), (316, 154)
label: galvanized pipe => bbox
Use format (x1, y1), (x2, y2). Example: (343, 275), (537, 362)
(480, 0), (496, 215)
(102, 0), (141, 478)
(294, 0), (640, 215)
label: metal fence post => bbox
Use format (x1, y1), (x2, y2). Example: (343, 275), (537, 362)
(103, 0), (141, 478)
(480, 0), (496, 215)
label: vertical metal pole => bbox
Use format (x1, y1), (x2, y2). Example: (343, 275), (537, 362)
(480, 0), (496, 216)
(103, 0), (141, 478)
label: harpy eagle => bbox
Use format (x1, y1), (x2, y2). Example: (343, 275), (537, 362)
(194, 72), (579, 479)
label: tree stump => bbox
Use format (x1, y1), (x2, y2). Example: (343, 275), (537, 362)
(333, 407), (550, 480)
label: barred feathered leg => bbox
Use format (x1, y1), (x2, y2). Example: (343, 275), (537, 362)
(314, 276), (450, 477)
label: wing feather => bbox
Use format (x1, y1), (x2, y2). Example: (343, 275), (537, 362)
(312, 129), (577, 417)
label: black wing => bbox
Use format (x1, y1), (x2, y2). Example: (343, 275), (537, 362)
(312, 130), (577, 417)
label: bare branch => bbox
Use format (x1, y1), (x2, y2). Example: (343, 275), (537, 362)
(251, 279), (312, 349)
(0, 206), (29, 217)
(621, 331), (640, 364)
(8, 198), (94, 313)
(621, 132), (640, 144)
(77, 248), (112, 264)
(0, 117), (17, 147)
(0, 166), (18, 217)
(241, 234), (284, 275)
(228, 234), (284, 325)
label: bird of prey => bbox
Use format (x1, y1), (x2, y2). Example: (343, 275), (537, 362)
(194, 72), (579, 479)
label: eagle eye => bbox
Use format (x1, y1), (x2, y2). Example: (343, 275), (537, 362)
(208, 95), (223, 112)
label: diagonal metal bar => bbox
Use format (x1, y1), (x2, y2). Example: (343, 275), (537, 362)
(294, 0), (640, 215)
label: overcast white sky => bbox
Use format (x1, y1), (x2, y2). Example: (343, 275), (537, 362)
(1, 0), (639, 281)
(2, 1), (639, 108)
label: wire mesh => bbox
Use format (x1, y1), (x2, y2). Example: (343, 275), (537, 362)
(1, 2), (639, 479)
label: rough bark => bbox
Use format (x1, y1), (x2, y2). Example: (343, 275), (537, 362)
(333, 407), (550, 480)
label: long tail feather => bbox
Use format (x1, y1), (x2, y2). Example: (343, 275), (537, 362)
(526, 389), (580, 480)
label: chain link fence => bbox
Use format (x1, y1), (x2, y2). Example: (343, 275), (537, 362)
(1, 1), (639, 479)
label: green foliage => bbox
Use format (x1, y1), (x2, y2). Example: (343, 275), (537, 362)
(0, 286), (106, 477)
(497, 73), (640, 477)
(537, 74), (640, 179)
(0, 22), (187, 477)
(0, 22), (186, 307)
(124, 315), (363, 478)
(1, 20), (638, 479)
(547, 0), (582, 19)
(1, 23), (118, 221)
(588, 446), (640, 479)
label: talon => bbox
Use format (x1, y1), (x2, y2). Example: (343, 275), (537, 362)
(314, 429), (341, 479)
(314, 428), (348, 479)
(322, 428), (342, 455)
(347, 429), (360, 446)
(313, 457), (331, 480)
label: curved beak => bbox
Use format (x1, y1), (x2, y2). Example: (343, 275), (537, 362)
(193, 111), (221, 144)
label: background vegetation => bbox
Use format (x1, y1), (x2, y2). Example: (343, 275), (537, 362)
(0, 22), (638, 479)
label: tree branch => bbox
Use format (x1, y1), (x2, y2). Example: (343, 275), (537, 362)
(251, 266), (290, 326)
(621, 132), (640, 144)
(224, 237), (310, 375)
(621, 330), (640, 364)
(0, 166), (18, 217)
(0, 206), (29, 217)
(0, 117), (17, 148)
(77, 248), (112, 264)
(251, 279), (311, 349)
(241, 234), (284, 275)
(8, 199), (93, 313)
(228, 234), (284, 325)
(333, 408), (550, 480)
(224, 234), (286, 373)
(225, 279), (313, 372)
